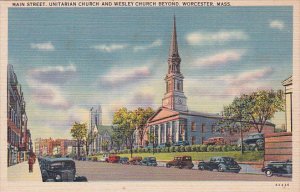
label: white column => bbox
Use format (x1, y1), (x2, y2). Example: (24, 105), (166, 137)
(175, 121), (179, 142)
(158, 125), (161, 145)
(164, 123), (167, 143)
(170, 122), (173, 143)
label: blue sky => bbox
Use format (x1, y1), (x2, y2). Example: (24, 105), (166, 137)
(9, 7), (292, 140)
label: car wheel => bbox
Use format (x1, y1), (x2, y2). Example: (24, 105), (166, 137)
(166, 164), (171, 168)
(218, 165), (225, 172)
(265, 170), (273, 177)
(198, 165), (205, 170)
(178, 165), (183, 169)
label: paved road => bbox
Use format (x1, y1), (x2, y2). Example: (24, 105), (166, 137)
(75, 161), (291, 181)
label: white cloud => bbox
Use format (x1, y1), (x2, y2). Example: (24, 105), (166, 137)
(91, 43), (127, 52)
(221, 67), (274, 95)
(30, 41), (55, 51)
(99, 66), (151, 87)
(28, 64), (76, 84)
(193, 50), (246, 67)
(29, 83), (72, 110)
(133, 39), (162, 52)
(270, 20), (285, 30)
(222, 67), (273, 86)
(186, 30), (248, 45)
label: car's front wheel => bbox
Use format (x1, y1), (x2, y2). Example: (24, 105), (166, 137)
(218, 165), (225, 172)
(198, 165), (205, 170)
(265, 169), (273, 177)
(166, 164), (171, 168)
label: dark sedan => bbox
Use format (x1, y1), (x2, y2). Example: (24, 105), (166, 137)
(140, 157), (157, 166)
(198, 157), (241, 173)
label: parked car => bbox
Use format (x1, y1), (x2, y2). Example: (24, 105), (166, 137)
(173, 140), (189, 146)
(166, 156), (194, 169)
(99, 153), (109, 162)
(243, 133), (264, 146)
(107, 155), (120, 163)
(203, 137), (226, 145)
(128, 156), (142, 165)
(119, 157), (129, 164)
(140, 157), (157, 166)
(198, 157), (241, 173)
(262, 160), (292, 177)
(41, 157), (88, 182)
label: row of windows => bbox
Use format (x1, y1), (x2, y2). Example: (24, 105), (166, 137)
(7, 127), (20, 146)
(191, 122), (220, 134)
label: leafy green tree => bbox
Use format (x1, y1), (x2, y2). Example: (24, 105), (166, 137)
(70, 122), (87, 159)
(219, 89), (285, 154)
(112, 107), (136, 158)
(134, 107), (155, 147)
(246, 90), (284, 133)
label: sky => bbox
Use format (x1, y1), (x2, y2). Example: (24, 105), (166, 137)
(8, 7), (292, 141)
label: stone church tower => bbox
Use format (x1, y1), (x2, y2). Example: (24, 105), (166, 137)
(162, 16), (188, 112)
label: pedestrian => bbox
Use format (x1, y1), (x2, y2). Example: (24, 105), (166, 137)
(28, 151), (35, 173)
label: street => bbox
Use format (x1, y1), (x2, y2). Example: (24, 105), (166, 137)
(75, 161), (292, 181)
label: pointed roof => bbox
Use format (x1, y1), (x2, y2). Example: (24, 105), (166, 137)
(169, 15), (179, 58)
(147, 107), (180, 123)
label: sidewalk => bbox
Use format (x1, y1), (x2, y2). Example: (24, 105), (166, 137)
(7, 160), (42, 181)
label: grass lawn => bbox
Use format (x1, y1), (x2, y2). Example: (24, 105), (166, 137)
(92, 151), (263, 162)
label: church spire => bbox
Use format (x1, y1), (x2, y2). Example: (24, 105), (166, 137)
(168, 15), (181, 74)
(169, 15), (179, 58)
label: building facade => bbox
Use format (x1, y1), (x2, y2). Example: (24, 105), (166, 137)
(88, 105), (102, 155)
(145, 17), (275, 146)
(282, 76), (292, 132)
(35, 138), (76, 157)
(7, 65), (31, 166)
(91, 125), (114, 154)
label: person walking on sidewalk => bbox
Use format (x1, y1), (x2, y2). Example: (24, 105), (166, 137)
(28, 151), (36, 173)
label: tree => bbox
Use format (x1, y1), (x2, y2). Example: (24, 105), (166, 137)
(219, 89), (285, 153)
(134, 107), (155, 147)
(218, 99), (252, 154)
(70, 122), (87, 159)
(247, 90), (285, 133)
(112, 107), (136, 158)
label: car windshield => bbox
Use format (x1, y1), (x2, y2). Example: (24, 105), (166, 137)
(50, 161), (74, 170)
(175, 157), (182, 160)
(223, 157), (235, 163)
(149, 157), (156, 161)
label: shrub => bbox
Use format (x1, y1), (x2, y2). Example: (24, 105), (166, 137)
(222, 145), (228, 152)
(207, 145), (214, 152)
(175, 146), (180, 152)
(200, 145), (208, 152)
(170, 146), (176, 152)
(180, 146), (185, 152)
(192, 145), (197, 152)
(138, 148), (143, 153)
(227, 145), (233, 151)
(196, 145), (201, 152)
(185, 146), (191, 152)
(214, 145), (222, 152)
(157, 148), (161, 153)
(133, 148), (138, 153)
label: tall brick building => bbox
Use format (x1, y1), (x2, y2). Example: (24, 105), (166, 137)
(7, 65), (32, 166)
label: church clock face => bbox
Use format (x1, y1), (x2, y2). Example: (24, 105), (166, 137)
(178, 98), (182, 104)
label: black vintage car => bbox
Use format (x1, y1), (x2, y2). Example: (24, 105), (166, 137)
(40, 157), (88, 182)
(140, 157), (158, 166)
(166, 156), (194, 169)
(262, 161), (292, 177)
(243, 133), (264, 146)
(198, 157), (241, 173)
(119, 157), (129, 164)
